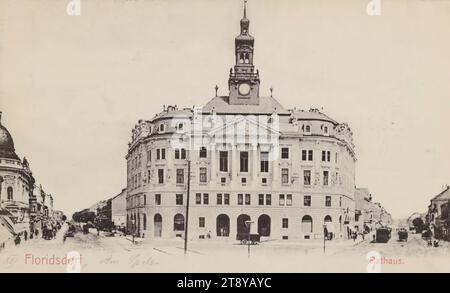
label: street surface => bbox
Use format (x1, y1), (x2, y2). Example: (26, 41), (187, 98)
(1, 224), (449, 273)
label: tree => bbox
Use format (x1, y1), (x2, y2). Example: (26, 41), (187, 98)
(412, 217), (425, 233)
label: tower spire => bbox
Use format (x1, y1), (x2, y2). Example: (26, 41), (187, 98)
(243, 0), (247, 18)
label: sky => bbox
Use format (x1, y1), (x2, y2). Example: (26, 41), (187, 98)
(0, 0), (449, 219)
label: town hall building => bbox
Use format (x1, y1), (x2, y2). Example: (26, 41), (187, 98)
(126, 3), (357, 242)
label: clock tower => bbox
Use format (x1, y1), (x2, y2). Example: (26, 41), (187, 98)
(228, 0), (260, 105)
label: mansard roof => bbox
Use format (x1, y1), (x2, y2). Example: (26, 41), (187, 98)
(202, 96), (290, 115)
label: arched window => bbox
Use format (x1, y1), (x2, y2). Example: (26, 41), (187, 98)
(244, 53), (250, 64)
(301, 215), (313, 233)
(323, 126), (329, 135)
(324, 215), (332, 223)
(7, 187), (13, 200)
(239, 53), (244, 64)
(174, 214), (185, 231)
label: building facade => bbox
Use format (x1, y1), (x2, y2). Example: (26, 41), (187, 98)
(0, 111), (59, 239)
(126, 4), (357, 241)
(112, 188), (127, 229)
(426, 185), (450, 241)
(0, 112), (35, 234)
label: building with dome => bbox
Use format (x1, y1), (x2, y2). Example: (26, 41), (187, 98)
(0, 112), (35, 233)
(126, 3), (357, 242)
(0, 111), (56, 237)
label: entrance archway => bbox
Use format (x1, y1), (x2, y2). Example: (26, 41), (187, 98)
(258, 214), (271, 237)
(216, 214), (230, 237)
(237, 214), (251, 235)
(154, 214), (162, 237)
(174, 213), (185, 231)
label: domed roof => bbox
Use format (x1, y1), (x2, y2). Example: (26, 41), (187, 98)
(0, 113), (20, 160)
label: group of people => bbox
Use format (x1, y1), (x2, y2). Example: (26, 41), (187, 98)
(13, 221), (62, 246)
(14, 228), (39, 245)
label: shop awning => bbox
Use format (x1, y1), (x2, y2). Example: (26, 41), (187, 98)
(0, 223), (14, 243)
(0, 215), (16, 235)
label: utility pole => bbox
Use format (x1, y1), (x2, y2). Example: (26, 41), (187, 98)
(184, 160), (191, 255)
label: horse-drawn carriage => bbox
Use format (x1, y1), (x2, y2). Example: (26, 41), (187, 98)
(236, 232), (260, 245)
(42, 224), (55, 240)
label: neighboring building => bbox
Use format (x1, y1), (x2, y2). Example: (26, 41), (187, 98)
(355, 188), (371, 232)
(0, 112), (35, 234)
(0, 111), (59, 239)
(89, 200), (107, 215)
(125, 4), (357, 242)
(112, 188), (127, 229)
(426, 185), (450, 241)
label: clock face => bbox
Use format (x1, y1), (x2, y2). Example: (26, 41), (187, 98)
(238, 83), (251, 96)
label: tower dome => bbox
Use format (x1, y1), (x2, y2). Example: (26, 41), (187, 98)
(0, 112), (20, 160)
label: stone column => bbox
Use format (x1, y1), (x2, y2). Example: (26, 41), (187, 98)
(272, 146), (279, 185)
(252, 144), (258, 186)
(210, 144), (216, 183)
(232, 144), (238, 181)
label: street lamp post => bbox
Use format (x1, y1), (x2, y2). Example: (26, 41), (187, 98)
(184, 160), (191, 255)
(245, 220), (254, 259)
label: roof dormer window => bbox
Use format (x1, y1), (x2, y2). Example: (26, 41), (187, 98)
(323, 125), (329, 136)
(159, 124), (165, 133)
(304, 124), (311, 135)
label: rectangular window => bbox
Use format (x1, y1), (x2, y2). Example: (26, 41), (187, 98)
(175, 149), (180, 160)
(147, 150), (151, 162)
(258, 194), (264, 205)
(196, 193), (201, 205)
(279, 194), (285, 206)
(240, 151), (249, 172)
(199, 167), (207, 183)
(323, 171), (329, 186)
(282, 218), (289, 229)
(176, 169), (184, 184)
(286, 194), (292, 206)
(199, 147), (207, 158)
(181, 148), (186, 159)
(281, 147), (289, 159)
(203, 193), (209, 205)
(308, 150), (313, 161)
(302, 150), (307, 161)
(155, 194), (161, 205)
(144, 194), (147, 205)
(266, 194), (272, 206)
(238, 194), (243, 205)
(304, 170), (311, 185)
(304, 195), (311, 207)
(224, 193), (230, 205)
(176, 194), (183, 205)
(148, 170), (151, 183)
(335, 153), (338, 163)
(326, 196), (332, 207)
(245, 194), (251, 205)
(322, 150), (326, 162)
(217, 193), (223, 205)
(158, 169), (164, 184)
(260, 152), (269, 172)
(327, 151), (331, 162)
(199, 217), (205, 228)
(219, 151), (228, 172)
(157, 149), (161, 160)
(281, 168), (289, 184)
(161, 148), (166, 160)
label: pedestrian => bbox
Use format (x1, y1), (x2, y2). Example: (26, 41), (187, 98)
(14, 234), (21, 246)
(24, 230), (28, 241)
